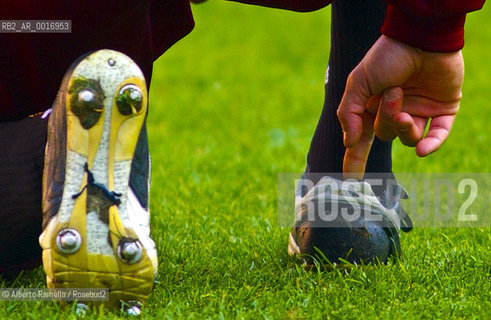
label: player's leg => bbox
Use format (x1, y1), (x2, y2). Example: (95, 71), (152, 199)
(0, 51), (156, 313)
(307, 0), (391, 180)
(289, 0), (411, 265)
(0, 113), (47, 274)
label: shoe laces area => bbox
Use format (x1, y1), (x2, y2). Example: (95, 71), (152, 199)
(296, 177), (405, 232)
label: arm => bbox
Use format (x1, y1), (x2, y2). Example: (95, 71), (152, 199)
(382, 0), (486, 52)
(338, 0), (485, 179)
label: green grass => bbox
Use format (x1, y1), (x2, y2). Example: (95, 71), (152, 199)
(2, 1), (491, 319)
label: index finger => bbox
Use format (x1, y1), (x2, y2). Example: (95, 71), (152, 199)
(343, 111), (375, 180)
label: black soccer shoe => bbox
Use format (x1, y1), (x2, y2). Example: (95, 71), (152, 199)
(288, 175), (412, 265)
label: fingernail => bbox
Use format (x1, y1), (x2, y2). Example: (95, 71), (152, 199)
(397, 122), (409, 132)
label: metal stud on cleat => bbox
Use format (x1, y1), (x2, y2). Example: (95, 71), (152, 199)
(56, 229), (82, 254)
(116, 84), (142, 116)
(68, 77), (105, 129)
(78, 89), (95, 104)
(75, 302), (90, 316)
(117, 240), (143, 264)
(124, 301), (142, 316)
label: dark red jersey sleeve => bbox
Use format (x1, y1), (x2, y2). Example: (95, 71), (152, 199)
(226, 0), (332, 12)
(381, 0), (486, 52)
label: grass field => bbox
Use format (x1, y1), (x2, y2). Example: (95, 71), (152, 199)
(2, 1), (491, 319)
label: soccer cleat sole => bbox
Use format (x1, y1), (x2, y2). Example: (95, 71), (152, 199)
(39, 50), (157, 310)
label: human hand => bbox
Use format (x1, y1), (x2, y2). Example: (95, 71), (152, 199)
(337, 35), (464, 180)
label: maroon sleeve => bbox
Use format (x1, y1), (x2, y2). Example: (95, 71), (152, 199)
(381, 0), (485, 52)
(226, 0), (332, 12)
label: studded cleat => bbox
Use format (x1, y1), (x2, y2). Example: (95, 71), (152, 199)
(288, 175), (412, 265)
(39, 50), (157, 312)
